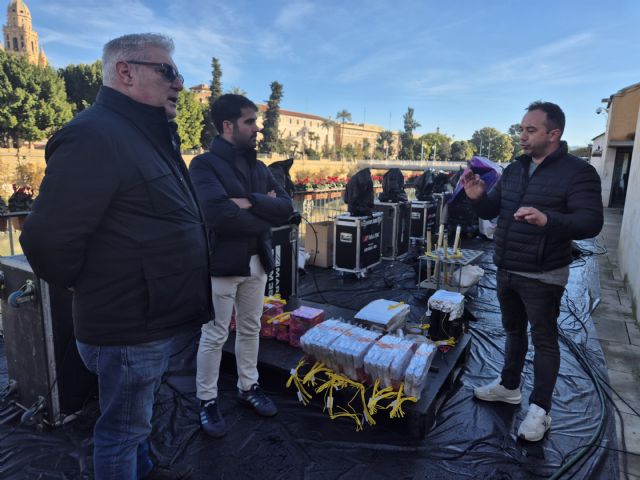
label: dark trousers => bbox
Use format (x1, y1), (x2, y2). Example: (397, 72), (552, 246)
(496, 269), (565, 412)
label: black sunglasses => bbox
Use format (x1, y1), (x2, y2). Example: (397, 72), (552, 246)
(126, 60), (184, 84)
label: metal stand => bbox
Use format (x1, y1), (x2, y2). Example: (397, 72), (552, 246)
(417, 247), (483, 293)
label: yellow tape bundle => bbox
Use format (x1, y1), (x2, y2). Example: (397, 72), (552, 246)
(286, 358), (417, 431)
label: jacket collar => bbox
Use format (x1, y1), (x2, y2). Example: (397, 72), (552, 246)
(209, 136), (257, 164)
(96, 86), (170, 125)
(516, 141), (568, 167)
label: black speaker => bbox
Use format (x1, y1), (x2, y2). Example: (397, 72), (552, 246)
(265, 224), (299, 300)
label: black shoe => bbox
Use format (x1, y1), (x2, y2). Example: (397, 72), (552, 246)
(199, 399), (227, 437)
(237, 384), (278, 417)
(143, 464), (193, 480)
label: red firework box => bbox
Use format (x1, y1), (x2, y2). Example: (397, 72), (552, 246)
(289, 306), (325, 348)
(274, 312), (291, 343)
(260, 297), (286, 338)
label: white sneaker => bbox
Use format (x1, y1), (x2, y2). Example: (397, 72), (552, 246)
(517, 403), (551, 441)
(473, 377), (522, 404)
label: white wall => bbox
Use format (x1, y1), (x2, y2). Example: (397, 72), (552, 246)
(600, 146), (617, 206)
(589, 135), (606, 178)
(618, 105), (640, 318)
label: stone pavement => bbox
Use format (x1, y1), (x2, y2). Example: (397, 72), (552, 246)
(592, 208), (640, 479)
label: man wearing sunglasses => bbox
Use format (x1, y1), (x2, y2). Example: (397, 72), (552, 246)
(463, 101), (603, 442)
(21, 34), (209, 480)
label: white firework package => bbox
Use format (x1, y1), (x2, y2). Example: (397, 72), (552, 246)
(404, 342), (437, 399)
(363, 335), (415, 389)
(331, 325), (381, 381)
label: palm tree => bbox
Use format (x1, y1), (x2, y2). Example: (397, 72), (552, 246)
(321, 117), (336, 159)
(297, 127), (309, 158)
(336, 110), (352, 159)
(308, 131), (320, 152)
(226, 86), (247, 95)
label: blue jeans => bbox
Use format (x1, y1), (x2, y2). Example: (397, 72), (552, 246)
(77, 333), (190, 480)
(496, 269), (565, 412)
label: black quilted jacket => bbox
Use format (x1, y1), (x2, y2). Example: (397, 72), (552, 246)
(471, 142), (603, 272)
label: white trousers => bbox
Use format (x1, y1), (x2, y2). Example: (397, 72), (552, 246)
(196, 255), (267, 401)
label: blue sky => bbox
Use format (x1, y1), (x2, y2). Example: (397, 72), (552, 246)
(8, 0), (640, 147)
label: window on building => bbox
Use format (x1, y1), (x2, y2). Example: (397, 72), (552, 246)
(12, 37), (18, 51)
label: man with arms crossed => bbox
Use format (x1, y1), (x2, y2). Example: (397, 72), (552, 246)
(463, 101), (603, 441)
(21, 34), (210, 479)
(189, 94), (293, 437)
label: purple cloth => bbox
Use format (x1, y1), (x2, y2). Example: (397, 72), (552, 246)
(451, 156), (502, 202)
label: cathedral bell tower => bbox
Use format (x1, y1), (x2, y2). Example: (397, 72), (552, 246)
(2, 0), (47, 66)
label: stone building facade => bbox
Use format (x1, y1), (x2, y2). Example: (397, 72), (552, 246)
(190, 84), (400, 156)
(2, 0), (47, 67)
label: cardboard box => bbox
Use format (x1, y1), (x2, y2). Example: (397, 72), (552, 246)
(305, 221), (334, 268)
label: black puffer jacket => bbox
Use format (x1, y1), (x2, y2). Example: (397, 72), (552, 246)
(472, 142), (603, 272)
(189, 137), (293, 276)
(20, 87), (212, 345)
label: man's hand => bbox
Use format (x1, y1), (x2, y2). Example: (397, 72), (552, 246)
(514, 206), (547, 227)
(267, 190), (276, 198)
(461, 169), (486, 200)
(231, 197), (252, 209)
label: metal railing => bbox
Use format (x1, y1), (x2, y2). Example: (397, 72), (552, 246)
(357, 159), (510, 171)
(292, 187), (417, 240)
(0, 212), (28, 256)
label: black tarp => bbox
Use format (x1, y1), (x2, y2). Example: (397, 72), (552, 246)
(0, 238), (619, 479)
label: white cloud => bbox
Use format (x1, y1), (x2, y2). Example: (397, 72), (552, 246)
(413, 32), (595, 97)
(275, 2), (315, 30)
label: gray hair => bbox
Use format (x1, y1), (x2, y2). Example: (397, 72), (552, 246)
(102, 33), (175, 86)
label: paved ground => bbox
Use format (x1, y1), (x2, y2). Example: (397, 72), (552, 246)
(592, 208), (640, 479)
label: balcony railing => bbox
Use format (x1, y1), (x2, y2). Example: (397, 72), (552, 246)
(0, 212), (29, 256)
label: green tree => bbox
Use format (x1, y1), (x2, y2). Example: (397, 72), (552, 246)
(343, 143), (356, 161)
(336, 109), (352, 153)
(210, 57), (223, 103)
(297, 126), (309, 155)
(226, 86), (246, 95)
(418, 132), (452, 162)
(321, 117), (335, 157)
(0, 51), (73, 147)
(259, 81), (284, 153)
(399, 107), (420, 160)
(308, 131), (320, 151)
(200, 57), (223, 148)
(175, 89), (204, 150)
(362, 138), (371, 158)
(450, 140), (474, 162)
(470, 127), (513, 162)
(376, 130), (394, 159)
(59, 60), (102, 113)
(508, 123), (522, 158)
